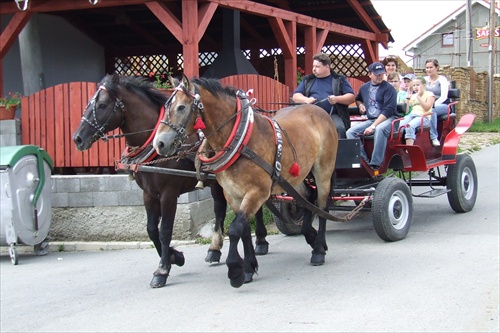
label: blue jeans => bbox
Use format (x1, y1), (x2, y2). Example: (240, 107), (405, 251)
(399, 115), (431, 140)
(346, 116), (396, 166)
(430, 104), (449, 140)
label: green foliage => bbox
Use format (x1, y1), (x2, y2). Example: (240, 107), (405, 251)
(468, 117), (500, 133)
(223, 205), (275, 232)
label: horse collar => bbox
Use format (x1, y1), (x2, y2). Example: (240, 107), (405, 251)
(198, 91), (254, 173)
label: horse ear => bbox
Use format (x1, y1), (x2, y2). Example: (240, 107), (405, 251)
(168, 75), (179, 88)
(181, 74), (190, 88)
(111, 73), (120, 84)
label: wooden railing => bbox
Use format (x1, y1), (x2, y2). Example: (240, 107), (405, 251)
(21, 82), (125, 169)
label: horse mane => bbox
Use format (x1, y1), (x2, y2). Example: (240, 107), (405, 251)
(100, 74), (168, 109)
(191, 77), (237, 102)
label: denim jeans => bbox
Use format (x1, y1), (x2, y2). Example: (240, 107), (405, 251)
(346, 116), (396, 166)
(399, 115), (431, 140)
(430, 104), (449, 140)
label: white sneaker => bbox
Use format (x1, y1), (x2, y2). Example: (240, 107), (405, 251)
(432, 139), (440, 147)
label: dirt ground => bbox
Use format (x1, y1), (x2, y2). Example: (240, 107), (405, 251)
(458, 132), (500, 153)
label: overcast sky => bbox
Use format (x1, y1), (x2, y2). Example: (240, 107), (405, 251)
(371, 0), (466, 64)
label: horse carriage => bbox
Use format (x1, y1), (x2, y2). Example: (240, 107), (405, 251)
(73, 73), (477, 288)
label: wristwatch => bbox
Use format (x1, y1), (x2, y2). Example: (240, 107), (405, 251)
(370, 125), (376, 130)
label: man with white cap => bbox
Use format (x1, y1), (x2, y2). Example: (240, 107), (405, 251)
(346, 62), (398, 169)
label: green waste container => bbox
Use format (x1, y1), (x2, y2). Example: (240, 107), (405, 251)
(0, 145), (53, 265)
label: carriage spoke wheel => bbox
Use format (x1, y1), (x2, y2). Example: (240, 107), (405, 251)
(446, 154), (478, 213)
(272, 201), (304, 236)
(372, 177), (413, 242)
(9, 245), (18, 265)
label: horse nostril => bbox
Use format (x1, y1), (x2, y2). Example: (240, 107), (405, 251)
(157, 141), (164, 149)
(74, 136), (82, 145)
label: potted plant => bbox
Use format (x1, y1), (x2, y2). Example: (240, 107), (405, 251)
(0, 92), (21, 120)
(149, 71), (173, 91)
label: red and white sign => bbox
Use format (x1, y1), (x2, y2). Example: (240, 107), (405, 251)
(475, 26), (500, 40)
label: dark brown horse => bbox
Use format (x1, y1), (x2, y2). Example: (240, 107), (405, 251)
(153, 75), (339, 288)
(72, 74), (267, 288)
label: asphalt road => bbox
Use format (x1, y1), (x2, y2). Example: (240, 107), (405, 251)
(1, 145), (499, 333)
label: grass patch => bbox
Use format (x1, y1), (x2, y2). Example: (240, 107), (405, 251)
(223, 204), (275, 233)
(57, 244), (65, 252)
(468, 117), (500, 133)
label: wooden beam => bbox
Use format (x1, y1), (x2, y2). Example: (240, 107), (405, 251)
(268, 17), (293, 58)
(198, 2), (218, 43)
(0, 0), (147, 14)
(208, 0), (379, 41)
(146, 1), (183, 44)
(304, 26), (316, 74)
(182, 0), (199, 77)
(346, 0), (388, 46)
(0, 11), (32, 59)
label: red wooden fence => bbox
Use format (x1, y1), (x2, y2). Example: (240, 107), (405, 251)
(21, 82), (125, 169)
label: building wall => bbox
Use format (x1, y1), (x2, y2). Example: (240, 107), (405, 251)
(409, 3), (500, 73)
(1, 13), (105, 97)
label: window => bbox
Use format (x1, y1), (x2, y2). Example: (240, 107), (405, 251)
(442, 32), (454, 47)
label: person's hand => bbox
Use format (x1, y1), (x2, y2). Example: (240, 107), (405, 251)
(305, 97), (316, 104)
(328, 95), (336, 105)
(363, 124), (375, 135)
(358, 104), (366, 114)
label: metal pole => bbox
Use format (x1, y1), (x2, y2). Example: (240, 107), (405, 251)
(488, 0), (495, 123)
(466, 0), (473, 67)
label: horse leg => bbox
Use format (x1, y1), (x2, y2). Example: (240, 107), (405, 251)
(206, 183), (226, 263)
(254, 206), (269, 255)
(226, 211), (254, 288)
(310, 215), (328, 266)
(301, 188), (318, 248)
(150, 195), (181, 288)
(144, 192), (162, 256)
(242, 219), (258, 283)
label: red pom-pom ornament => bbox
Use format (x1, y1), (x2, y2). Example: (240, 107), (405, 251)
(193, 117), (206, 130)
(289, 162), (300, 177)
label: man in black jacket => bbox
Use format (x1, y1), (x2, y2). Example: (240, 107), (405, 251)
(293, 53), (355, 138)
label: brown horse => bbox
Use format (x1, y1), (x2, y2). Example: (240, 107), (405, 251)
(72, 74), (267, 288)
(153, 75), (339, 288)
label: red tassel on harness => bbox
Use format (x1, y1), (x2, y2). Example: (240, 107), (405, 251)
(193, 117), (206, 130)
(289, 162), (300, 177)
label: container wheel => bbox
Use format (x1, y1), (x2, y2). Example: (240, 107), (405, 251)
(34, 240), (50, 256)
(9, 245), (18, 265)
(272, 201), (303, 236)
(446, 154), (478, 213)
(372, 177), (413, 242)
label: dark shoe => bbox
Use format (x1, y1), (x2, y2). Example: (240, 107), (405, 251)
(369, 164), (380, 170)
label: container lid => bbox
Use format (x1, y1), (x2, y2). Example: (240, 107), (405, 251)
(0, 145), (53, 168)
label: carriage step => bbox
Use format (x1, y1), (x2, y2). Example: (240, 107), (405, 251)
(414, 188), (450, 198)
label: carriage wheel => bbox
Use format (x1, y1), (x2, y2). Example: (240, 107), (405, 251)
(34, 240), (50, 256)
(372, 177), (413, 242)
(9, 245), (18, 265)
(272, 201), (303, 236)
(446, 154), (478, 213)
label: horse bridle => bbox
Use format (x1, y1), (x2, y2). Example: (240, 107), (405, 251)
(161, 84), (204, 147)
(81, 85), (125, 143)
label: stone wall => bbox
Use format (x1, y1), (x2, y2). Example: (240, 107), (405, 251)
(413, 67), (499, 122)
(50, 174), (216, 242)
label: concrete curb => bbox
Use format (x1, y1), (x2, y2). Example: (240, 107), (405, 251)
(0, 240), (197, 255)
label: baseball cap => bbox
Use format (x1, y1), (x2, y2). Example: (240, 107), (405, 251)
(403, 74), (415, 81)
(368, 62), (385, 75)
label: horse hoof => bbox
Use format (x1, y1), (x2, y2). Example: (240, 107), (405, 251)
(310, 253), (325, 266)
(229, 273), (246, 288)
(244, 272), (254, 284)
(170, 250), (185, 267)
(255, 243), (269, 256)
(150, 275), (168, 288)
(205, 250), (221, 263)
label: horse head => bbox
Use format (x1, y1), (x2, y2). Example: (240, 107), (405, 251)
(154, 74), (202, 157)
(73, 73), (126, 151)
(73, 73), (167, 151)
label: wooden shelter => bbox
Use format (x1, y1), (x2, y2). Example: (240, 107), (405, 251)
(1, 0), (394, 170)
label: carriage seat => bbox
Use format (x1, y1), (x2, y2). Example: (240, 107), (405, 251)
(438, 88), (460, 121)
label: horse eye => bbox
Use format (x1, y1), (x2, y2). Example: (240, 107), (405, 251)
(176, 104), (186, 112)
